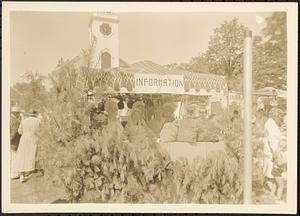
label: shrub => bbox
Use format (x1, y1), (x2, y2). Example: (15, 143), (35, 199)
(33, 52), (264, 204)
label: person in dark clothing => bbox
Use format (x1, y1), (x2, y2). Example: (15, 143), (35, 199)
(98, 101), (105, 112)
(231, 110), (240, 122)
(127, 99), (134, 109)
(117, 99), (125, 110)
(90, 101), (108, 132)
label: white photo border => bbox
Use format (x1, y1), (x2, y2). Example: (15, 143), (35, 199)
(2, 1), (298, 214)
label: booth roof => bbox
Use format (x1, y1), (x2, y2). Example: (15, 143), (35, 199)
(127, 60), (225, 79)
(106, 60), (228, 94)
(53, 55), (224, 80)
(52, 56), (228, 94)
(53, 56), (129, 72)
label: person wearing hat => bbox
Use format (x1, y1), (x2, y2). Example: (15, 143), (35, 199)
(176, 103), (198, 143)
(262, 107), (284, 195)
(15, 109), (42, 182)
(117, 97), (130, 128)
(182, 103), (198, 118)
(257, 97), (265, 111)
(89, 101), (108, 132)
(102, 100), (126, 144)
(10, 106), (22, 179)
(148, 103), (165, 137)
(162, 102), (176, 123)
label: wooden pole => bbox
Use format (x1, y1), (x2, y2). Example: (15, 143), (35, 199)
(243, 30), (253, 204)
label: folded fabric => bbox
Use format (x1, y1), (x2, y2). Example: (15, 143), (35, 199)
(197, 131), (219, 142)
(176, 118), (198, 143)
(160, 122), (178, 142)
(196, 119), (219, 142)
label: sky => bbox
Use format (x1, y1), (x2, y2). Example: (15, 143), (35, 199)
(10, 12), (272, 85)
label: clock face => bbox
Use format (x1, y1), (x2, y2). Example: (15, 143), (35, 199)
(100, 23), (112, 36)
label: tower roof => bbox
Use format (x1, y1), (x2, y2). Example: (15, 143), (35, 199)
(88, 12), (119, 27)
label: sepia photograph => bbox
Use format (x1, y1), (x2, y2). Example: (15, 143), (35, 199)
(2, 2), (298, 214)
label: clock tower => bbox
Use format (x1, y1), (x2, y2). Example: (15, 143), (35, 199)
(89, 12), (119, 70)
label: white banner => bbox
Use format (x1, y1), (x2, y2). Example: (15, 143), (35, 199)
(133, 73), (184, 94)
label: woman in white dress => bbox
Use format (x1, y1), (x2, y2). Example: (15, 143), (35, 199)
(15, 110), (42, 182)
(263, 107), (284, 195)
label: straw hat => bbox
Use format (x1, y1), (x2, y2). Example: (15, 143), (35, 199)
(270, 99), (278, 107)
(129, 108), (143, 124)
(28, 109), (38, 117)
(132, 101), (145, 112)
(11, 106), (21, 113)
(269, 107), (284, 119)
(105, 100), (118, 114)
(185, 104), (198, 113)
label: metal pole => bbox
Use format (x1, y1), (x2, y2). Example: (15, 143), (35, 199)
(243, 30), (253, 204)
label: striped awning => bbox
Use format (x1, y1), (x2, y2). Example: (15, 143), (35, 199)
(97, 60), (228, 95)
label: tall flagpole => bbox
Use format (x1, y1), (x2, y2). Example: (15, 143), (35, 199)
(243, 30), (253, 204)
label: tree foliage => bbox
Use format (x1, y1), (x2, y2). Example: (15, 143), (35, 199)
(166, 13), (287, 91)
(205, 18), (249, 91)
(34, 61), (264, 203)
(188, 54), (210, 73)
(165, 54), (210, 74)
(10, 72), (49, 112)
(253, 12), (287, 90)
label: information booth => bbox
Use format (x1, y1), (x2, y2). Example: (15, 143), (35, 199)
(93, 61), (228, 163)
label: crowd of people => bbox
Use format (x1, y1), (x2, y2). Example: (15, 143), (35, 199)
(252, 97), (287, 203)
(87, 94), (219, 144)
(10, 93), (287, 204)
(87, 94), (177, 137)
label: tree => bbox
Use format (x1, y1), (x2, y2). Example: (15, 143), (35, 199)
(253, 12), (287, 90)
(164, 54), (209, 74)
(164, 62), (191, 71)
(11, 72), (49, 112)
(206, 18), (249, 90)
(188, 53), (210, 73)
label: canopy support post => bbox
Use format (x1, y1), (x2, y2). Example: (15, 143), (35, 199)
(243, 30), (253, 204)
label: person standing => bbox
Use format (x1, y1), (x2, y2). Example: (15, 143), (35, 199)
(257, 97), (265, 112)
(117, 98), (129, 128)
(102, 100), (126, 144)
(10, 106), (22, 179)
(272, 114), (287, 202)
(15, 110), (42, 182)
(162, 103), (176, 124)
(263, 107), (284, 196)
(148, 104), (165, 137)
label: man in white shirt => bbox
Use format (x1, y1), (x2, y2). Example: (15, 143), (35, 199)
(118, 98), (129, 128)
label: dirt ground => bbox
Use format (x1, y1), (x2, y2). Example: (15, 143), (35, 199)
(10, 173), (65, 204)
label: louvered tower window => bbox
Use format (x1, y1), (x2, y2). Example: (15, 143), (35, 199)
(101, 52), (111, 69)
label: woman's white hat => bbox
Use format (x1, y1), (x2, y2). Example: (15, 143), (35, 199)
(11, 106), (21, 112)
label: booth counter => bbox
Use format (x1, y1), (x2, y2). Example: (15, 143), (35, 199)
(159, 141), (225, 164)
